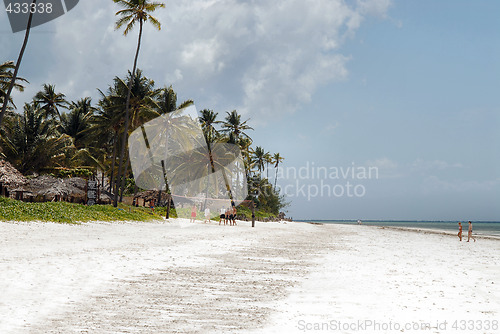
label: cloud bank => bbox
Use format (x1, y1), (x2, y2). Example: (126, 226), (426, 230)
(3, 0), (391, 121)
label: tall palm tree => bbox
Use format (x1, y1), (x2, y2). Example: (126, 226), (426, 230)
(97, 69), (161, 198)
(252, 146), (266, 177)
(272, 152), (284, 190)
(199, 109), (220, 145)
(0, 61), (28, 111)
(221, 110), (253, 144)
(34, 84), (68, 120)
(264, 151), (272, 179)
(112, 0), (165, 207)
(0, 0), (37, 128)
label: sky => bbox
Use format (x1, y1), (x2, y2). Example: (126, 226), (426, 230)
(1, 0), (499, 221)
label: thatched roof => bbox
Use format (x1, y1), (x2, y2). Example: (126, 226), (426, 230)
(0, 159), (27, 189)
(134, 190), (169, 202)
(14, 175), (86, 198)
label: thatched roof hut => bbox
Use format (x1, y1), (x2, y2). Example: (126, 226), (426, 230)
(0, 159), (27, 189)
(11, 175), (85, 200)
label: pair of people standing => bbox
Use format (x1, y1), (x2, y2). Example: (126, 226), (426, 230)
(458, 221), (476, 242)
(190, 205), (214, 223)
(219, 206), (237, 226)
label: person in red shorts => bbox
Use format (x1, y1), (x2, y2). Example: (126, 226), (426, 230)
(190, 205), (197, 223)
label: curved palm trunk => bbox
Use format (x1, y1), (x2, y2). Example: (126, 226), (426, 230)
(0, 0), (37, 128)
(114, 19), (143, 206)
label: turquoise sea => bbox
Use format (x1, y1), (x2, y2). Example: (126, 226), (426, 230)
(305, 220), (500, 238)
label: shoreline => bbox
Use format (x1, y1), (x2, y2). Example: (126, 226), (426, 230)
(298, 220), (500, 239)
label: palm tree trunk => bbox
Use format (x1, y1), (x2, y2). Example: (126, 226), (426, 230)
(109, 131), (118, 192)
(119, 151), (130, 202)
(0, 0), (37, 128)
(274, 162), (279, 190)
(114, 19), (143, 206)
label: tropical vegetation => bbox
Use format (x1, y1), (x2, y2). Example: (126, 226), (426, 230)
(0, 0), (287, 219)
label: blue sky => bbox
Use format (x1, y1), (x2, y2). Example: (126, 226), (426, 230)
(1, 0), (499, 220)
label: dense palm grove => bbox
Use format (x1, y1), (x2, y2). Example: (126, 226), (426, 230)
(0, 0), (286, 215)
(0, 67), (286, 214)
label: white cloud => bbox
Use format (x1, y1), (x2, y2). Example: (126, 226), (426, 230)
(3, 0), (391, 122)
(411, 159), (464, 172)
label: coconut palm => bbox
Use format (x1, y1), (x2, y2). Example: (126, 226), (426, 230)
(221, 110), (253, 144)
(59, 97), (96, 148)
(112, 0), (165, 206)
(272, 152), (284, 190)
(157, 85), (193, 115)
(0, 61), (28, 111)
(34, 84), (68, 120)
(199, 109), (220, 145)
(97, 69), (161, 198)
(0, 101), (74, 174)
(264, 151), (272, 179)
(252, 146), (266, 177)
(0, 0), (37, 128)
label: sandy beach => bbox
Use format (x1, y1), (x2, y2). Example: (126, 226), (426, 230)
(0, 220), (499, 334)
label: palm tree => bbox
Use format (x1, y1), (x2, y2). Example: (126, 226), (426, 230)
(264, 151), (272, 179)
(0, 101), (74, 174)
(272, 152), (284, 190)
(0, 60), (28, 111)
(221, 110), (253, 144)
(237, 137), (254, 178)
(97, 69), (161, 197)
(0, 0), (37, 128)
(252, 146), (266, 177)
(59, 97), (96, 148)
(112, 0), (165, 207)
(199, 109), (220, 145)
(34, 84), (68, 120)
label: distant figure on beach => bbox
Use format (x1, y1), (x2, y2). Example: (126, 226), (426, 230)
(219, 208), (225, 225)
(204, 207), (210, 223)
(232, 206), (237, 226)
(357, 219), (362, 225)
(457, 222), (462, 241)
(225, 207), (230, 226)
(467, 221), (476, 242)
(150, 200), (155, 213)
(190, 205), (197, 223)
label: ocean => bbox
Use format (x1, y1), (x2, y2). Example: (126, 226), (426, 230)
(306, 220), (500, 238)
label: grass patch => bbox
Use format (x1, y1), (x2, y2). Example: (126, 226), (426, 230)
(0, 197), (277, 224)
(0, 197), (168, 224)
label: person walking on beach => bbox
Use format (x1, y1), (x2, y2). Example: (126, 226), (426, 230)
(457, 222), (463, 241)
(219, 208), (225, 225)
(204, 207), (210, 223)
(467, 221), (476, 242)
(225, 207), (230, 226)
(232, 206), (237, 226)
(190, 205), (197, 223)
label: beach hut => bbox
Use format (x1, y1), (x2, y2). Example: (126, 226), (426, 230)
(0, 159), (27, 197)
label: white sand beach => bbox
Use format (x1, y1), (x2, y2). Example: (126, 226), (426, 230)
(0, 220), (499, 334)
